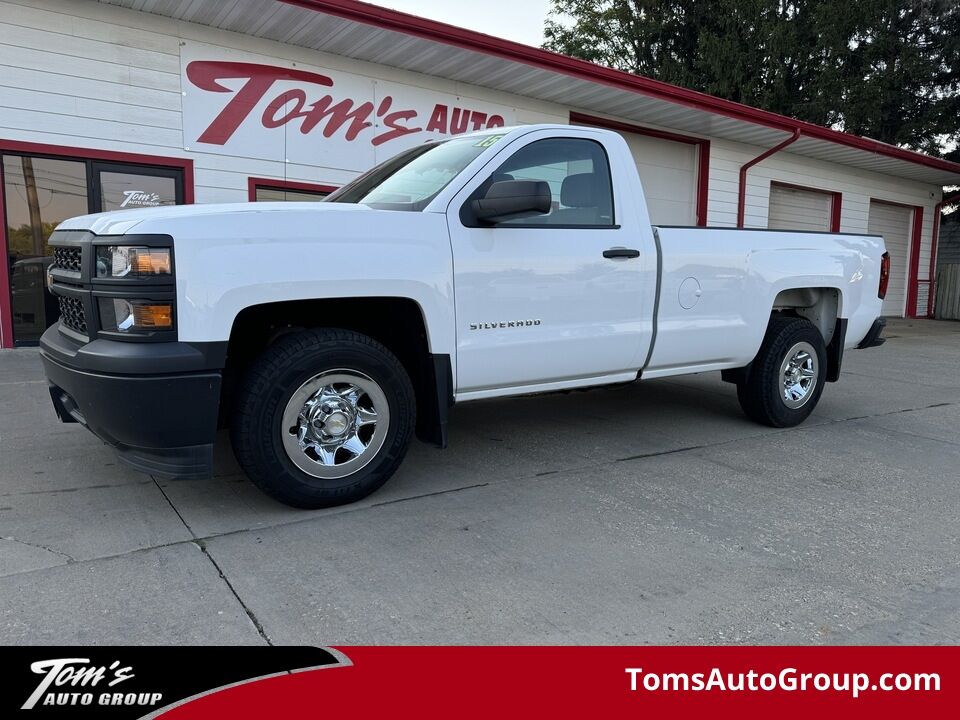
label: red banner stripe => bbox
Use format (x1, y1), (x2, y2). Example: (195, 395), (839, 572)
(154, 646), (957, 719)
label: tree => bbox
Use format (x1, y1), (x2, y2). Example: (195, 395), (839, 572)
(544, 0), (960, 156)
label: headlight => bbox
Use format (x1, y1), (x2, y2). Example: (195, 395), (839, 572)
(96, 246), (171, 278)
(98, 298), (174, 333)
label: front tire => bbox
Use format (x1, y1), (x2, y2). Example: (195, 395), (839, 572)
(736, 316), (826, 428)
(231, 329), (415, 509)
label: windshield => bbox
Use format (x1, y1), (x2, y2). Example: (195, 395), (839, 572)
(325, 134), (505, 211)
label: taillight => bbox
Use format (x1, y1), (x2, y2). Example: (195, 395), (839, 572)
(878, 252), (890, 299)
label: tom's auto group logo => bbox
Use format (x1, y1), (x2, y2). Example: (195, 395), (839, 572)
(21, 658), (161, 711)
(119, 191), (163, 209)
(3, 647), (343, 719)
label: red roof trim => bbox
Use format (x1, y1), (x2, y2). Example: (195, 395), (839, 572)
(280, 0), (960, 178)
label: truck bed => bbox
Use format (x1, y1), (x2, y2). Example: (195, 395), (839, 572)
(643, 226), (886, 379)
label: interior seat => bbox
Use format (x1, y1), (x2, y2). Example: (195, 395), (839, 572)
(552, 172), (611, 225)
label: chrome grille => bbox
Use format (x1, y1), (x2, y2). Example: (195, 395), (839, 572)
(58, 296), (87, 334)
(52, 247), (82, 273)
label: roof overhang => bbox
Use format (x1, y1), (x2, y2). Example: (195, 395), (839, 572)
(100, 0), (960, 186)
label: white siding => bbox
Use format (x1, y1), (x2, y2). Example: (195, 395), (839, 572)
(768, 184), (831, 231)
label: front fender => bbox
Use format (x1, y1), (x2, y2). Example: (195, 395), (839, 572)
(130, 205), (457, 359)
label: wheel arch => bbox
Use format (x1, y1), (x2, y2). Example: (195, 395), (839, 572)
(222, 296), (452, 447)
(770, 285), (843, 345)
(770, 285), (847, 381)
(723, 286), (845, 386)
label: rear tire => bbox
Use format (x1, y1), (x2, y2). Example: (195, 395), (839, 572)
(231, 328), (415, 509)
(736, 316), (826, 428)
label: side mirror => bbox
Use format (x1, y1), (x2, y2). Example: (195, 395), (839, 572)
(471, 180), (552, 224)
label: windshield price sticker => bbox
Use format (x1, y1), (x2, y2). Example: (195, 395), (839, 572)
(474, 134), (504, 148)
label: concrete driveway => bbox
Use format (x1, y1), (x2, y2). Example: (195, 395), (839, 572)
(1, 319), (958, 645)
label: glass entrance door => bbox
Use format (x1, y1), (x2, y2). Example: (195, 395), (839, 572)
(2, 156), (88, 343)
(2, 155), (185, 345)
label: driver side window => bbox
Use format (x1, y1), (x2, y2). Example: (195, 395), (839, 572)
(493, 138), (615, 227)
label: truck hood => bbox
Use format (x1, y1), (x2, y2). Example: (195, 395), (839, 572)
(56, 201), (372, 236)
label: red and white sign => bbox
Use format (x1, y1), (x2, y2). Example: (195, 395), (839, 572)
(181, 42), (516, 171)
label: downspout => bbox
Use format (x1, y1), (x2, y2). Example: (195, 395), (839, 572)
(928, 191), (960, 316)
(737, 129), (802, 227)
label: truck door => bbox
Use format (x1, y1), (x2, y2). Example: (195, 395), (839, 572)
(447, 131), (655, 397)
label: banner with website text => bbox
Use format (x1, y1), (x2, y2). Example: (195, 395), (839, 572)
(2, 646), (955, 718)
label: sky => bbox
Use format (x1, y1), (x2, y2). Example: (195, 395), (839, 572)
(375, 0), (554, 47)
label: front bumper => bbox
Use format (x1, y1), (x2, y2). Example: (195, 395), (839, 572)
(40, 325), (223, 479)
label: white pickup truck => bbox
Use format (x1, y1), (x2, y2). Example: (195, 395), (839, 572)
(40, 124), (889, 508)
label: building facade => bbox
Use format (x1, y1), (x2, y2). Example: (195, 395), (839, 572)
(2, 0), (959, 347)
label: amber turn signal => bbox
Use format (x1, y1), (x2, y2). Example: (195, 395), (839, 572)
(133, 250), (172, 276)
(98, 298), (175, 333)
(132, 304), (173, 328)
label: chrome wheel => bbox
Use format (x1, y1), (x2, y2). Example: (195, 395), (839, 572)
(280, 369), (390, 479)
(779, 341), (818, 409)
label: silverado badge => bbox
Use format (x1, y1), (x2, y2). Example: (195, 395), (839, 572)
(469, 320), (542, 330)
